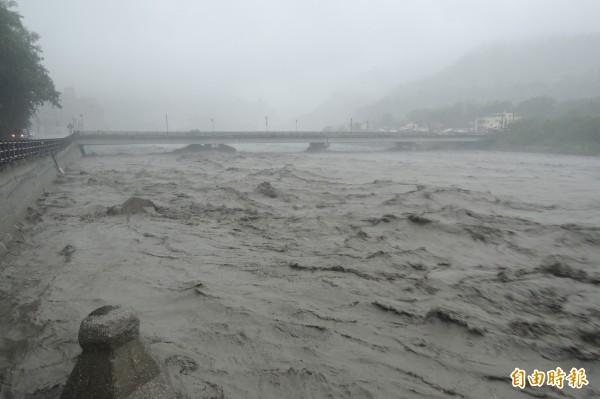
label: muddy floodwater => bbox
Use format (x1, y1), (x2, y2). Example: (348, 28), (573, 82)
(1, 147), (599, 398)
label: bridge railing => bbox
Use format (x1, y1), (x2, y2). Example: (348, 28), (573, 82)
(0, 136), (73, 165)
(77, 130), (421, 137)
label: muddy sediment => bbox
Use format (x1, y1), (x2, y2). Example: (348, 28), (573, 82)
(0, 148), (599, 398)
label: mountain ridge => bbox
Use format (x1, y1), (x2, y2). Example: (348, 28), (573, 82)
(315, 33), (600, 128)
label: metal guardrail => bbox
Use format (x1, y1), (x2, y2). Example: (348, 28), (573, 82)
(0, 135), (73, 165)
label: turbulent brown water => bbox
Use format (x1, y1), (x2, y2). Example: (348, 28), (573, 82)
(1, 147), (599, 398)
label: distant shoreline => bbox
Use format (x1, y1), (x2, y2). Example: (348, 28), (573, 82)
(415, 141), (600, 157)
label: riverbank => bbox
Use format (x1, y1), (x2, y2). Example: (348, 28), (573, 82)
(415, 116), (600, 156)
(0, 142), (81, 247)
(486, 116), (600, 156)
(419, 140), (600, 156)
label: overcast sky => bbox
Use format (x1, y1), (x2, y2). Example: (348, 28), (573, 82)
(16, 0), (600, 130)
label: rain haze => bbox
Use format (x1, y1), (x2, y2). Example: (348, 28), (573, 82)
(1, 1), (600, 399)
(17, 0), (600, 130)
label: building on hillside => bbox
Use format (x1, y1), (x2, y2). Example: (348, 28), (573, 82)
(475, 111), (521, 131)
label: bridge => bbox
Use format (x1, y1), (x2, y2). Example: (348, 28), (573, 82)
(75, 130), (484, 146)
(1, 130), (487, 165)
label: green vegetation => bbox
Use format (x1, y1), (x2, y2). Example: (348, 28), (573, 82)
(360, 34), (600, 126)
(404, 96), (600, 156)
(483, 116), (600, 156)
(0, 1), (60, 139)
(406, 96), (600, 129)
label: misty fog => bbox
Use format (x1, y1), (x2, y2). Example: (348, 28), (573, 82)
(19, 0), (600, 131)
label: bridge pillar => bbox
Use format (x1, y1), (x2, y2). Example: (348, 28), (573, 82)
(78, 145), (86, 156)
(307, 142), (329, 152)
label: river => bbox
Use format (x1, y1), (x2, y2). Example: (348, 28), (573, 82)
(1, 147), (599, 398)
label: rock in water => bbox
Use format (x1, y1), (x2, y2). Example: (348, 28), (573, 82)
(256, 182), (278, 198)
(107, 197), (157, 216)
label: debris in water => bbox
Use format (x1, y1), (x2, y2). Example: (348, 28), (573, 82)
(407, 214), (432, 225)
(59, 244), (75, 262)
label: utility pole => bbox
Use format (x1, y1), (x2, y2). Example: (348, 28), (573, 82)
(211, 118), (214, 133)
(295, 119), (298, 132)
(350, 118), (353, 133)
(265, 116), (268, 132)
(366, 120), (369, 131)
(165, 114), (169, 135)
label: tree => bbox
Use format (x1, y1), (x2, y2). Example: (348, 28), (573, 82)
(0, 1), (60, 139)
(515, 96), (556, 118)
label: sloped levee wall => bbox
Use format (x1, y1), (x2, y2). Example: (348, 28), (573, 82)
(0, 143), (81, 246)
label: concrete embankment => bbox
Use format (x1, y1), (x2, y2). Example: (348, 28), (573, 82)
(0, 142), (81, 247)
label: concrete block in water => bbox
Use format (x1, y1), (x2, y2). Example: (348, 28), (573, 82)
(60, 305), (176, 399)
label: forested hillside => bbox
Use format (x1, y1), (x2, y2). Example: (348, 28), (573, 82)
(358, 34), (600, 128)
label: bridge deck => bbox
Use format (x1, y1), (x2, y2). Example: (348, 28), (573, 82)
(75, 131), (486, 145)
